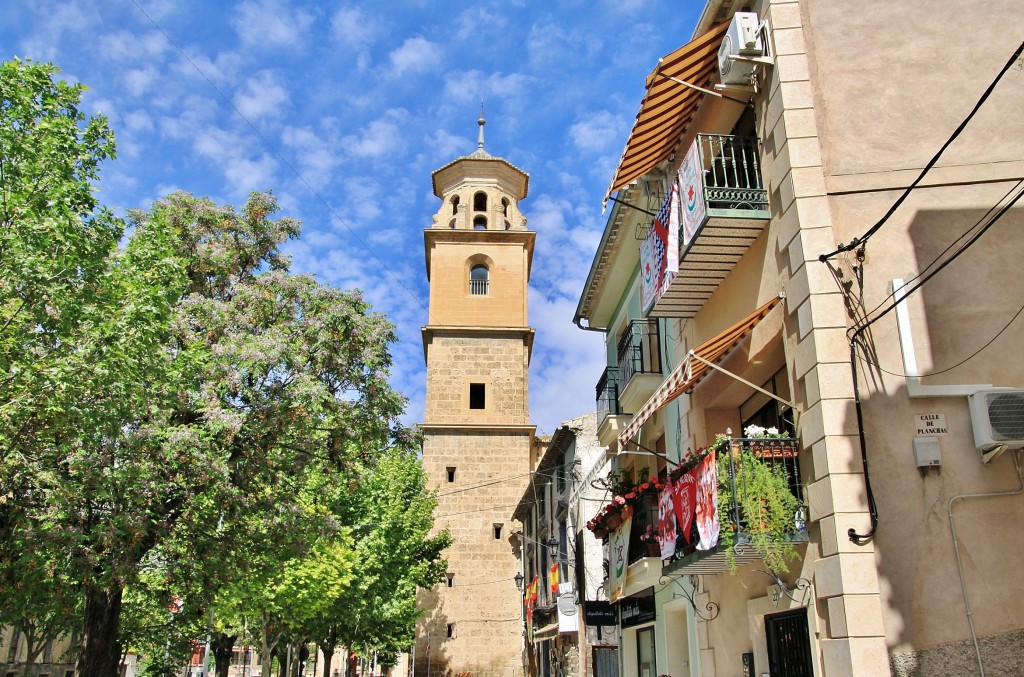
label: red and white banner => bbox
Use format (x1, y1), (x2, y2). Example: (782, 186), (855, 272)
(657, 480), (677, 560)
(695, 451), (720, 550)
(673, 468), (697, 544)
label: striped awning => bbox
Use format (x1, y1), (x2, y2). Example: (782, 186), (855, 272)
(616, 295), (783, 449)
(604, 21), (730, 204)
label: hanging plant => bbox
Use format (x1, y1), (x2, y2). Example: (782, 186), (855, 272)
(717, 444), (802, 573)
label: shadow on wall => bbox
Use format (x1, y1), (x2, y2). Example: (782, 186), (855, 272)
(415, 588), (453, 677)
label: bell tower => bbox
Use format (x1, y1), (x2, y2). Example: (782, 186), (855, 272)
(416, 116), (535, 677)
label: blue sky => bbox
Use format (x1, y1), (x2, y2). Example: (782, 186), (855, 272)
(3, 0), (702, 435)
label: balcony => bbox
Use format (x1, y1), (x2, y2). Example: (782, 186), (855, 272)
(663, 438), (807, 577)
(648, 133), (771, 319)
(616, 320), (662, 413)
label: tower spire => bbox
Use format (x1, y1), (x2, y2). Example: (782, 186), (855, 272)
(477, 100), (486, 152)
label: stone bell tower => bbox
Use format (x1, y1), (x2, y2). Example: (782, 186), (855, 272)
(415, 116), (535, 677)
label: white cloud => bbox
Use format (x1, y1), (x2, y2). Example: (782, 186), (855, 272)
(389, 37), (442, 76)
(233, 70), (290, 121)
(342, 109), (410, 159)
(454, 7), (507, 41)
(330, 7), (383, 50)
(570, 110), (624, 155)
(232, 0), (314, 49)
(123, 66), (161, 97)
(99, 30), (168, 63)
(281, 125), (341, 189)
(192, 126), (277, 196)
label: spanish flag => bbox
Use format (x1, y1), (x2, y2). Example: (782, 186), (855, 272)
(550, 562), (560, 593)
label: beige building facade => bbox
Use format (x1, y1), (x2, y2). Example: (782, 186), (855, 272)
(575, 2), (1024, 676)
(415, 124), (536, 677)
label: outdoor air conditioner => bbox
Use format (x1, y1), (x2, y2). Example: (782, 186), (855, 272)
(718, 12), (764, 86)
(968, 389), (1024, 461)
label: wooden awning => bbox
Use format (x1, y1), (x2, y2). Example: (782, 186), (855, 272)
(604, 21), (730, 204)
(616, 294), (783, 449)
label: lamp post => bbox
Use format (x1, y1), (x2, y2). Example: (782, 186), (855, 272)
(514, 572), (525, 591)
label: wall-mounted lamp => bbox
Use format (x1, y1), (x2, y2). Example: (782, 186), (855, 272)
(514, 572), (525, 591)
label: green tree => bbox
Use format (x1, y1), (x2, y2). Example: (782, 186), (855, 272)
(312, 445), (450, 676)
(0, 58), (120, 668)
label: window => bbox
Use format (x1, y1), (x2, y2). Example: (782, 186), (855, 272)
(493, 523), (503, 539)
(446, 573), (455, 588)
(451, 195), (460, 214)
(469, 383), (485, 409)
(504, 220), (511, 230)
(473, 215), (487, 230)
(446, 623), (455, 638)
(449, 219), (456, 229)
(501, 198), (510, 216)
(739, 367), (794, 437)
(473, 191), (487, 211)
(470, 264), (489, 295)
(446, 466), (456, 483)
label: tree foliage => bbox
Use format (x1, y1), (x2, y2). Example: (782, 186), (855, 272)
(0, 58), (448, 677)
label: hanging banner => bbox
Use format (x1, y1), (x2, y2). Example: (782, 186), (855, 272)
(673, 466), (697, 544)
(607, 515), (632, 602)
(695, 451), (720, 550)
(657, 480), (677, 560)
(640, 180), (680, 314)
(679, 139), (707, 247)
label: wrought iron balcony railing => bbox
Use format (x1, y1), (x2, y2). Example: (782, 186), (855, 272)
(695, 133), (768, 213)
(595, 367), (622, 423)
(665, 438), (806, 574)
(616, 320), (662, 388)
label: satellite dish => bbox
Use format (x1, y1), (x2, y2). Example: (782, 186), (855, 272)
(557, 593), (577, 616)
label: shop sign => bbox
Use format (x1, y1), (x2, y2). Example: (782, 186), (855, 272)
(583, 600), (617, 626)
(619, 587), (656, 629)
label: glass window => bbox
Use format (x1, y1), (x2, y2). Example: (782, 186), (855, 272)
(637, 627), (657, 677)
(470, 264), (489, 295)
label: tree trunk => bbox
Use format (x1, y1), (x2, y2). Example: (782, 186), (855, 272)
(77, 584), (124, 677)
(212, 633), (237, 677)
(319, 633), (337, 677)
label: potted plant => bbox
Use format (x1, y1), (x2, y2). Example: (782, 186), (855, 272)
(743, 425), (797, 458)
(639, 524), (660, 557)
(716, 442), (802, 572)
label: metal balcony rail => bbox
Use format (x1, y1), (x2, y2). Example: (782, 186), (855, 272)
(616, 320), (662, 387)
(469, 279), (489, 295)
(595, 367), (622, 422)
(671, 437), (806, 563)
(627, 502), (661, 565)
(696, 134), (768, 212)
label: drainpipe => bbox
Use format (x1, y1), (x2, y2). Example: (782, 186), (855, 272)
(573, 317), (606, 334)
(947, 450), (1024, 677)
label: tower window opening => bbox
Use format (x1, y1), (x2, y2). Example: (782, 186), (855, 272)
(493, 523), (503, 539)
(504, 220), (511, 230)
(447, 623), (455, 638)
(449, 218), (456, 229)
(451, 195), (460, 215)
(446, 466), (456, 483)
(502, 198), (510, 216)
(469, 383), (486, 409)
(473, 215), (487, 230)
(446, 573), (455, 588)
(470, 264), (489, 295)
(474, 191), (487, 211)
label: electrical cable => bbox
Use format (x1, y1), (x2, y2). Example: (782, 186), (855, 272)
(820, 39), (1024, 263)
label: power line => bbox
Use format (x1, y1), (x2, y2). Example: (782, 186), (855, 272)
(820, 39), (1024, 262)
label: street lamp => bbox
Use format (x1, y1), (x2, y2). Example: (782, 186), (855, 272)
(514, 572), (524, 590)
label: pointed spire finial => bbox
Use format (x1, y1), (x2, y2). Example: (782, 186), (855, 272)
(477, 100), (486, 152)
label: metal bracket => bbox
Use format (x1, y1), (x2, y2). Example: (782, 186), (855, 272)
(659, 574), (720, 621)
(755, 568), (812, 606)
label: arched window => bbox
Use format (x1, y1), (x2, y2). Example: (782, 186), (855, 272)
(501, 198), (510, 216)
(474, 191), (487, 212)
(470, 264), (489, 295)
(449, 219), (456, 229)
(451, 195), (460, 215)
(504, 220), (511, 230)
(473, 215), (487, 230)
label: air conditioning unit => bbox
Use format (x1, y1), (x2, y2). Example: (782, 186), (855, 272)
(718, 12), (764, 86)
(968, 389), (1024, 461)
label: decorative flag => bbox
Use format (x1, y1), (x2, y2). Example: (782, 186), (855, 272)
(550, 562), (560, 594)
(679, 138), (707, 246)
(673, 468), (697, 544)
(640, 180), (680, 314)
(657, 480), (677, 559)
(607, 514), (632, 602)
(695, 451), (721, 550)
